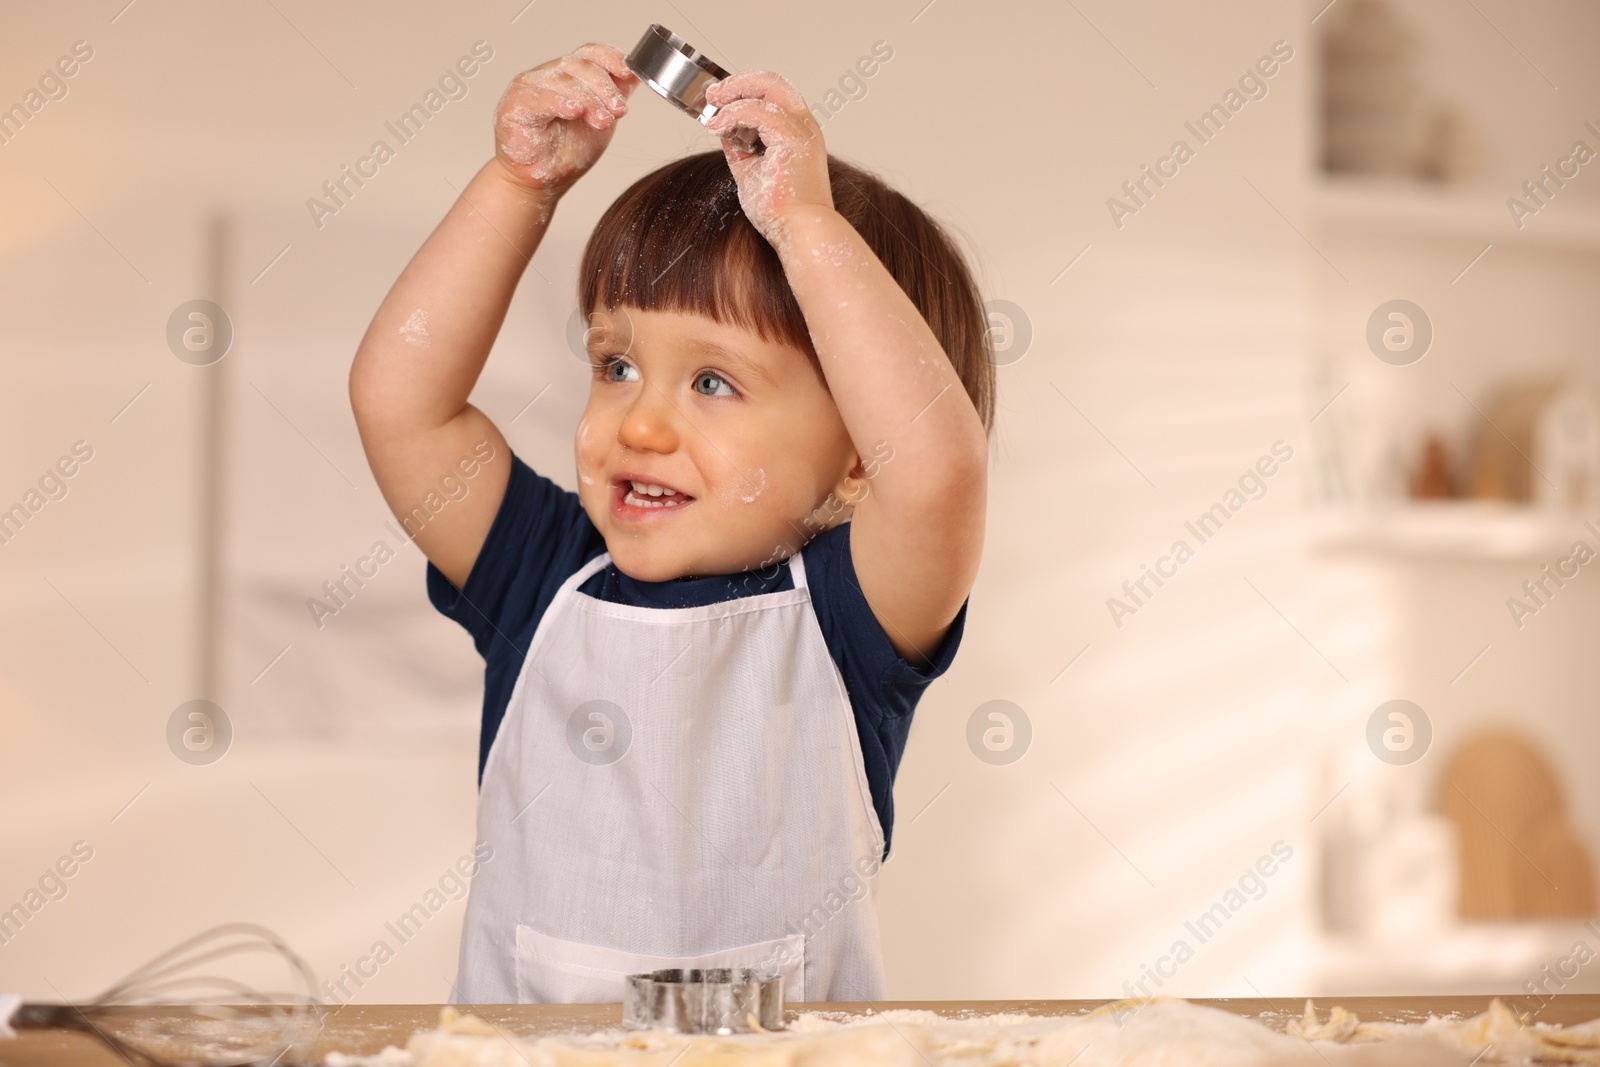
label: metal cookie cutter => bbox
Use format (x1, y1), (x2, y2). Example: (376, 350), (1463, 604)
(622, 967), (785, 1034)
(624, 24), (765, 155)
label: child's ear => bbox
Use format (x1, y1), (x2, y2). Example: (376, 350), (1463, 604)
(831, 455), (871, 508)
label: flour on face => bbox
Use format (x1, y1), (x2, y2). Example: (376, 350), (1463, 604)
(740, 467), (767, 503)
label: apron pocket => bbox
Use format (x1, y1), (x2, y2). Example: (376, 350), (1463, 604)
(514, 924), (806, 1004)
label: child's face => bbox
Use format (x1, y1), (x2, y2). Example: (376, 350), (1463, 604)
(575, 307), (860, 581)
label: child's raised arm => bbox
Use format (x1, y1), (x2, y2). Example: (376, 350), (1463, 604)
(704, 73), (991, 671)
(350, 44), (638, 590)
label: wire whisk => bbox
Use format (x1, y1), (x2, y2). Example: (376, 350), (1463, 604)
(12, 922), (324, 1067)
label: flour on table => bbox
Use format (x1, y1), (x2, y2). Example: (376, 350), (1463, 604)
(333, 998), (1600, 1066)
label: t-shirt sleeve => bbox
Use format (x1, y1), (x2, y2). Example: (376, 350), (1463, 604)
(803, 520), (968, 859)
(425, 451), (591, 663)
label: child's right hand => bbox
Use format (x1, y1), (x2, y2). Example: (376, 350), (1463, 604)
(493, 43), (638, 197)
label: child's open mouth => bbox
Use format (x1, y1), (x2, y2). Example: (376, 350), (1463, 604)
(612, 476), (695, 518)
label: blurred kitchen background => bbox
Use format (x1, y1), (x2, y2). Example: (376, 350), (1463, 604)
(3, 0), (1600, 1004)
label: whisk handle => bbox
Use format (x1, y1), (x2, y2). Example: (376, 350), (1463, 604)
(11, 1003), (87, 1029)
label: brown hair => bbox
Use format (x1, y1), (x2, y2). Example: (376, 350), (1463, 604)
(578, 151), (996, 435)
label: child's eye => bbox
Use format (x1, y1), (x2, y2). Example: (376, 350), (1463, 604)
(693, 371), (737, 398)
(595, 356), (639, 383)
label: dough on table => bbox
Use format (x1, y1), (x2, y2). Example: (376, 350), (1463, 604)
(373, 998), (1600, 1067)
(1291, 998), (1600, 1064)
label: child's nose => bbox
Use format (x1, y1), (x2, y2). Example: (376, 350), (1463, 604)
(616, 388), (680, 453)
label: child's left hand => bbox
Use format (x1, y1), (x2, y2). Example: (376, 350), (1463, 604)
(704, 72), (833, 246)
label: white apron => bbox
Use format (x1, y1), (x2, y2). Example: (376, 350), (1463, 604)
(454, 546), (889, 1004)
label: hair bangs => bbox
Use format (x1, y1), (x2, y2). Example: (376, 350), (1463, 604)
(578, 152), (814, 356)
(578, 149), (996, 434)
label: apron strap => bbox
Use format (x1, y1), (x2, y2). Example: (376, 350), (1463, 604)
(574, 550), (612, 586)
(787, 547), (809, 592)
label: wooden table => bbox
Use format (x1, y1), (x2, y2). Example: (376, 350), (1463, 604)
(8, 997), (1600, 1065)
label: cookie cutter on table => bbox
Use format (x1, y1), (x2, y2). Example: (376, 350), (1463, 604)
(622, 967), (785, 1034)
(624, 24), (765, 155)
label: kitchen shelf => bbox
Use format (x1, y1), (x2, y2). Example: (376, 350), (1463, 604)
(1310, 501), (1593, 561)
(1312, 175), (1600, 251)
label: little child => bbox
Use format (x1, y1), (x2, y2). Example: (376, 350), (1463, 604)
(350, 41), (994, 1004)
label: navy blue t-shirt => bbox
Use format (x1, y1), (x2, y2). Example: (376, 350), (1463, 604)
(426, 452), (967, 859)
